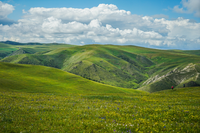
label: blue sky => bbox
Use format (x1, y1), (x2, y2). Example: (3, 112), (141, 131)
(5, 0), (200, 22)
(0, 0), (200, 50)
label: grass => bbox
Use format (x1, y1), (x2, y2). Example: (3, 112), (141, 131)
(0, 43), (200, 132)
(0, 87), (199, 132)
(0, 62), (200, 132)
(0, 62), (142, 94)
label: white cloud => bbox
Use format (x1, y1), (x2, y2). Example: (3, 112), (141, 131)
(0, 1), (15, 25)
(0, 3), (199, 50)
(0, 1), (14, 18)
(173, 0), (200, 17)
(41, 17), (88, 34)
(89, 19), (102, 28)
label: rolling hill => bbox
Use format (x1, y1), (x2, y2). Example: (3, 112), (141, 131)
(1, 42), (200, 92)
(1, 45), (155, 88)
(0, 62), (144, 94)
(0, 41), (74, 59)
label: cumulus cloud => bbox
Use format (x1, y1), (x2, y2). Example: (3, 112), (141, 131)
(173, 0), (200, 17)
(0, 1), (14, 18)
(0, 1), (15, 25)
(0, 2), (199, 50)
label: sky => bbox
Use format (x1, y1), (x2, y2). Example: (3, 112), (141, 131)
(0, 0), (200, 50)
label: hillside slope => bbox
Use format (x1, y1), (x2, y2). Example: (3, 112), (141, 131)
(2, 45), (154, 88)
(0, 62), (144, 94)
(138, 63), (200, 92)
(1, 43), (200, 92)
(0, 42), (18, 60)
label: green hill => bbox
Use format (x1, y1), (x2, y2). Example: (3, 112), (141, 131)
(0, 42), (18, 60)
(1, 42), (200, 92)
(0, 41), (75, 59)
(1, 45), (154, 88)
(138, 63), (200, 92)
(0, 62), (144, 94)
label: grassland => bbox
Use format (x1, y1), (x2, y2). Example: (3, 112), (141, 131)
(0, 62), (140, 94)
(1, 42), (200, 92)
(0, 62), (200, 132)
(1, 87), (199, 132)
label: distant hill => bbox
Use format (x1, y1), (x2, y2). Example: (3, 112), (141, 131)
(1, 41), (43, 45)
(0, 42), (18, 59)
(0, 42), (200, 92)
(0, 41), (75, 59)
(7, 48), (37, 56)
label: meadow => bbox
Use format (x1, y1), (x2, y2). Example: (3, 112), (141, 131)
(0, 42), (200, 132)
(1, 87), (199, 133)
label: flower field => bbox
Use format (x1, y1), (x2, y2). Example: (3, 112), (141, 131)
(0, 87), (200, 133)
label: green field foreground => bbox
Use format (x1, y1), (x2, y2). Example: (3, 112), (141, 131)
(0, 62), (200, 132)
(0, 87), (200, 133)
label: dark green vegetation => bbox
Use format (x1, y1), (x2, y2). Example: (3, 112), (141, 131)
(1, 41), (200, 92)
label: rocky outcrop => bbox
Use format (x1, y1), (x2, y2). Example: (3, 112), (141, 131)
(139, 63), (200, 92)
